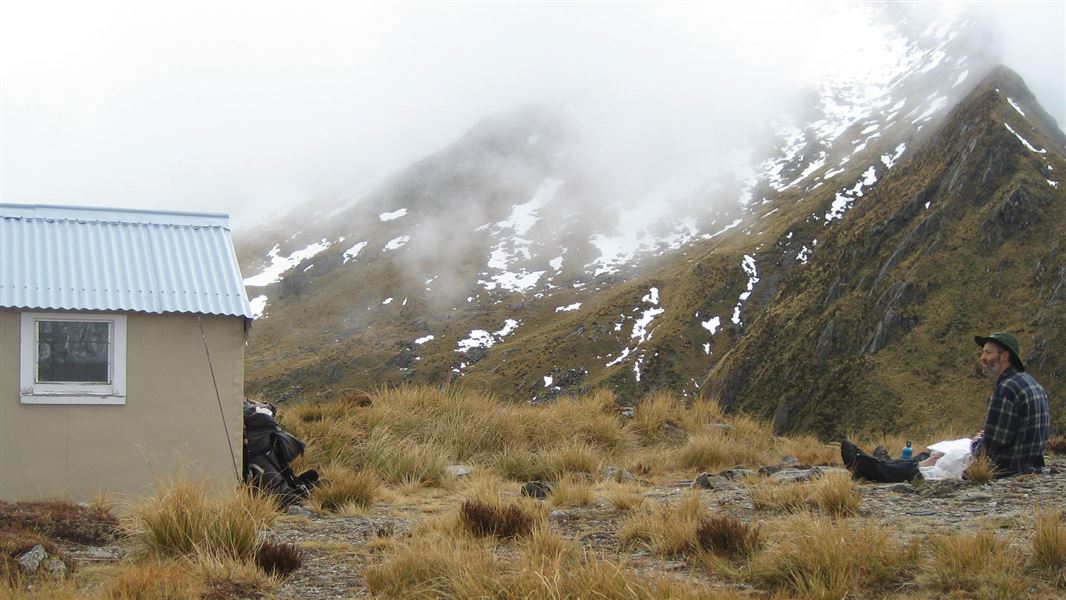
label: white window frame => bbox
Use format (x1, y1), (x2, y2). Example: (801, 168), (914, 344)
(19, 312), (127, 405)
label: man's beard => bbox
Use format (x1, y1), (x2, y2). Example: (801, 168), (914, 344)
(982, 358), (1003, 379)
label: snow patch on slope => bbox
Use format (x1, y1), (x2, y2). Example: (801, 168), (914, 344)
(244, 240), (332, 286)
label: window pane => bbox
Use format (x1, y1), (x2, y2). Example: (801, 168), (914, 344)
(37, 321), (111, 383)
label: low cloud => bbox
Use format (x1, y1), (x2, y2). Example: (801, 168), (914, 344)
(1, 1), (1061, 229)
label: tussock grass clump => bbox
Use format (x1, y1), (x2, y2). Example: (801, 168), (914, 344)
(538, 441), (603, 479)
(311, 465), (380, 513)
(625, 391), (688, 445)
(747, 479), (807, 513)
(810, 472), (861, 516)
(359, 428), (448, 485)
(489, 446), (541, 481)
(192, 553), (278, 600)
(747, 472), (860, 516)
(778, 435), (842, 466)
(604, 481), (645, 511)
(1032, 510), (1066, 573)
(675, 434), (733, 471)
(364, 535), (496, 599)
(130, 480), (277, 561)
(921, 530), (1028, 599)
(963, 452), (997, 483)
(620, 492), (706, 556)
(102, 559), (203, 600)
(695, 514), (761, 559)
(458, 499), (536, 539)
(748, 514), (915, 599)
(546, 475), (594, 508)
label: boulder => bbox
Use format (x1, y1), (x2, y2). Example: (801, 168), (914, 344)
(445, 464), (475, 478)
(41, 556), (67, 579)
(601, 467), (636, 483)
(17, 545), (47, 575)
(659, 422), (686, 442)
(768, 468), (821, 483)
(286, 505), (314, 517)
(521, 480), (553, 499)
(692, 473), (730, 490)
(884, 482), (916, 494)
(718, 468), (756, 480)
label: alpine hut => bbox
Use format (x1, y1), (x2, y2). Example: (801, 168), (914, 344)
(0, 203), (252, 500)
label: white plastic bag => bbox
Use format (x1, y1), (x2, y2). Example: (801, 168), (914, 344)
(918, 438), (972, 480)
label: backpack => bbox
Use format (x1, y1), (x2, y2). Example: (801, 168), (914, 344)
(243, 400), (318, 506)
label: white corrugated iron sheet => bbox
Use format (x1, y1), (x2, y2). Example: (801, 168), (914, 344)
(0, 204), (253, 319)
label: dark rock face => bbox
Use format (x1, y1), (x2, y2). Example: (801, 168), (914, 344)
(981, 184), (1054, 244)
(863, 281), (927, 355)
(387, 350), (417, 369)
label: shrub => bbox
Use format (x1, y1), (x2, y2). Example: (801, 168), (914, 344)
(254, 540), (303, 577)
(695, 514), (761, 558)
(0, 500), (118, 545)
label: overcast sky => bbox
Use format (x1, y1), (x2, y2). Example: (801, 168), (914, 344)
(1, 1), (1063, 231)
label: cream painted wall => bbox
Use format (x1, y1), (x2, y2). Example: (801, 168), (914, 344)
(0, 310), (245, 500)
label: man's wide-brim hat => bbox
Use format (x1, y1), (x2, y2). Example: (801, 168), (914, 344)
(975, 331), (1025, 372)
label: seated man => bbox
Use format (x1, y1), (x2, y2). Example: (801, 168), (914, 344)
(971, 332), (1050, 475)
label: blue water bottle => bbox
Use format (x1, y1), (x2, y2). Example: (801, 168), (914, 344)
(901, 441), (913, 460)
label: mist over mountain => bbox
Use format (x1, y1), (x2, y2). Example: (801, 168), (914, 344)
(236, 6), (1065, 438)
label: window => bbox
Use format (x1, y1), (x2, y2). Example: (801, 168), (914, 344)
(19, 313), (126, 404)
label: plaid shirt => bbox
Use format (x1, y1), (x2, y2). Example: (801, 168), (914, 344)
(974, 367), (1050, 474)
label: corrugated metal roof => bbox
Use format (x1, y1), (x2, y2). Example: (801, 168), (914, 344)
(0, 203), (253, 319)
